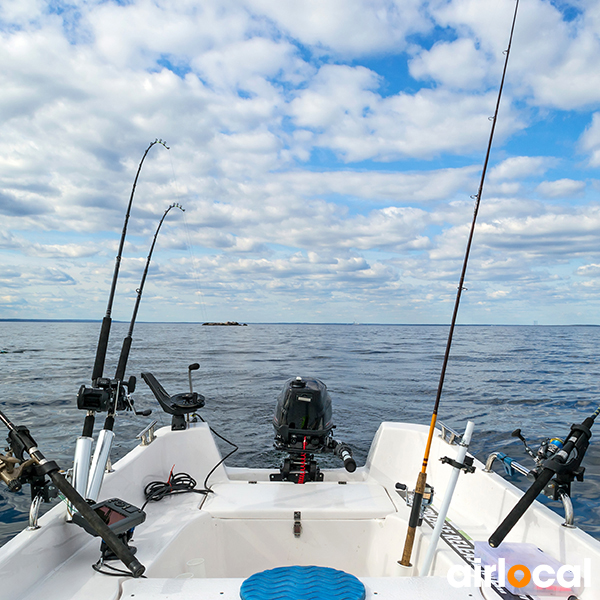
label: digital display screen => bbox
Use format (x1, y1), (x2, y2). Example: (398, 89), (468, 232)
(96, 505), (127, 527)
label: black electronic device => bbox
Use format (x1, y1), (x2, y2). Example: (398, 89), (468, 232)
(72, 498), (146, 537)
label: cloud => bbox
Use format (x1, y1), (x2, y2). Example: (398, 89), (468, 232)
(536, 178), (585, 198)
(489, 156), (549, 181)
(265, 166), (479, 204)
(0, 265), (76, 287)
(1, 0), (600, 323)
(580, 112), (600, 166)
(246, 0), (428, 56)
(409, 38), (489, 90)
(576, 264), (600, 278)
(25, 243), (100, 259)
(290, 64), (525, 160)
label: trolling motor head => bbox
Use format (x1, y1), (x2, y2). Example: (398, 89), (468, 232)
(271, 377), (355, 483)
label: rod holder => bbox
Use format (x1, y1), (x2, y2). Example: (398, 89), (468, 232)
(72, 436), (93, 498)
(86, 429), (115, 502)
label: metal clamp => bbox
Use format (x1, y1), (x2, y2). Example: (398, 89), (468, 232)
(440, 455), (475, 474)
(484, 452), (531, 477)
(293, 511), (302, 538)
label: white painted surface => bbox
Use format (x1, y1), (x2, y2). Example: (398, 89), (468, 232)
(0, 421), (598, 600)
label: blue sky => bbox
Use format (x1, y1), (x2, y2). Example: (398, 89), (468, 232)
(1, 0), (600, 324)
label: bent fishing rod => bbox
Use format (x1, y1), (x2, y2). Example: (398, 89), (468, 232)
(92, 139), (170, 384)
(86, 203), (185, 502)
(399, 0), (521, 567)
(73, 139), (169, 498)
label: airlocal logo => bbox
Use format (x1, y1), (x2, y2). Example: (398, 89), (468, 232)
(447, 557), (591, 594)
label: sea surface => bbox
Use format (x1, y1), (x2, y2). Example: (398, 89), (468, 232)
(1, 322), (599, 547)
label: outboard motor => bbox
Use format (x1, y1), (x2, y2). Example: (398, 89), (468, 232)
(271, 377), (355, 483)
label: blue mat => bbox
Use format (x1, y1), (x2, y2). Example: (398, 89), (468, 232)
(240, 565), (365, 600)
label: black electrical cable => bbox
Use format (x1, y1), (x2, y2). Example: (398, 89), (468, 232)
(140, 417), (239, 509)
(142, 471), (210, 510)
(92, 561), (147, 578)
(192, 413), (239, 491)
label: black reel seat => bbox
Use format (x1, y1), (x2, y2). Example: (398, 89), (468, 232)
(141, 372), (205, 430)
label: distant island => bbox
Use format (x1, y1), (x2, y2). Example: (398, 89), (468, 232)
(202, 321), (247, 326)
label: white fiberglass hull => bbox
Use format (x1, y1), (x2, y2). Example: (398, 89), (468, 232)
(0, 421), (597, 599)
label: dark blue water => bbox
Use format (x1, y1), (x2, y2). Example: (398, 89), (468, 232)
(1, 322), (599, 545)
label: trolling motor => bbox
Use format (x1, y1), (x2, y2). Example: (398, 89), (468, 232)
(270, 377), (356, 483)
(489, 406), (599, 547)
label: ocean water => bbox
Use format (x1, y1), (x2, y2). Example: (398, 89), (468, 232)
(1, 321), (599, 546)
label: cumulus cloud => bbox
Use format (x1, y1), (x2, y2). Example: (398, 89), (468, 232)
(489, 156), (550, 181)
(576, 264), (600, 278)
(409, 38), (489, 90)
(1, 0), (600, 323)
(580, 112), (600, 166)
(536, 178), (585, 198)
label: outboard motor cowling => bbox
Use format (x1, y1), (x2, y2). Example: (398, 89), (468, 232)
(271, 377), (355, 483)
(273, 377), (333, 454)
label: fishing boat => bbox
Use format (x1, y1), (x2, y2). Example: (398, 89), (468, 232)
(0, 370), (599, 600)
(2, 2), (600, 598)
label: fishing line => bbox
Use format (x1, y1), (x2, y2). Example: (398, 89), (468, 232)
(400, 0), (521, 567)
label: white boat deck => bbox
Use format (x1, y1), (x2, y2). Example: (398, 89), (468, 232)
(203, 480), (396, 519)
(1, 421), (599, 599)
(120, 577), (482, 599)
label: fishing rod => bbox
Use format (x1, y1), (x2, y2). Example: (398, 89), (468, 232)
(92, 139), (170, 384)
(0, 410), (145, 577)
(73, 139), (169, 498)
(86, 203), (185, 502)
(489, 405), (600, 547)
(399, 0), (521, 567)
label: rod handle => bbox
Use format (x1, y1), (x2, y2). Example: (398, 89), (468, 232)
(92, 317), (112, 381)
(115, 336), (133, 381)
(488, 466), (554, 547)
(399, 471), (427, 566)
(49, 470), (145, 577)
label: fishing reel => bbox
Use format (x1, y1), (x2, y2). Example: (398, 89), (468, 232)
(77, 375), (149, 416)
(394, 482), (435, 526)
(0, 425), (58, 502)
(510, 428), (583, 501)
(271, 377), (356, 483)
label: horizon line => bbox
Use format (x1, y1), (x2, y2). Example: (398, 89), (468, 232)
(1, 318), (598, 327)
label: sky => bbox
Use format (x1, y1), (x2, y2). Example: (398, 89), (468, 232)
(1, 0), (600, 325)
